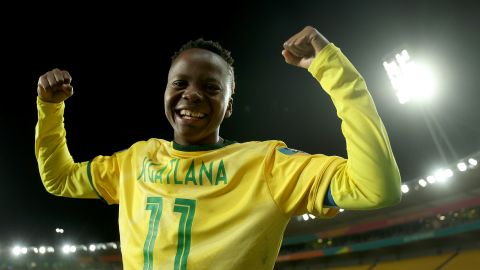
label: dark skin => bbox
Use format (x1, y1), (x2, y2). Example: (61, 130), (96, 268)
(37, 26), (329, 146)
(164, 48), (234, 145)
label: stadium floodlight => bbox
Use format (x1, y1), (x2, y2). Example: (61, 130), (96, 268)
(62, 245), (71, 254)
(12, 246), (21, 256)
(69, 246), (76, 253)
(383, 49), (435, 104)
(308, 214), (316, 220)
(39, 246), (46, 254)
(457, 162), (468, 172)
(47, 247), (55, 253)
(468, 158), (478, 167)
(418, 179), (427, 187)
(426, 175), (436, 184)
(401, 184), (410, 193)
(339, 209), (345, 213)
(302, 214), (309, 221)
(89, 244), (96, 252)
(55, 228), (64, 234)
(434, 168), (453, 183)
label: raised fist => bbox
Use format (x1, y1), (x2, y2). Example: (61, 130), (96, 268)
(282, 26), (330, 69)
(37, 68), (73, 103)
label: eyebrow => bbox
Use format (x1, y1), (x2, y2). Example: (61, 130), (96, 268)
(170, 74), (222, 83)
(204, 78), (222, 83)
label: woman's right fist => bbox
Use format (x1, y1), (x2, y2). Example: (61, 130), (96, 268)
(37, 68), (73, 103)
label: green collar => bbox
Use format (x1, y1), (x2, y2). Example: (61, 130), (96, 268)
(172, 139), (236, 152)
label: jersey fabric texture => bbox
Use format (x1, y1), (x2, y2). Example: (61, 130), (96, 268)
(35, 43), (401, 270)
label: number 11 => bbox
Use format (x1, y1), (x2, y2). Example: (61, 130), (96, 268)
(143, 196), (196, 270)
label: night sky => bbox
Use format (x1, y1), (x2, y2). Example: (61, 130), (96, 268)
(2, 1), (480, 247)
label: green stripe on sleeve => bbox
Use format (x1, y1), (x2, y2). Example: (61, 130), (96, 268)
(87, 160), (108, 203)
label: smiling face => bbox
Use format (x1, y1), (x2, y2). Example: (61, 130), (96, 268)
(164, 48), (234, 145)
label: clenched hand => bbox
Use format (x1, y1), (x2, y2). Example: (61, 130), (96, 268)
(37, 68), (73, 103)
(282, 26), (330, 69)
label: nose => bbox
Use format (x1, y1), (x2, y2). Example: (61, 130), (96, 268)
(181, 87), (202, 102)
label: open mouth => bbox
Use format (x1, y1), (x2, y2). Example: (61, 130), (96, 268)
(176, 109), (207, 120)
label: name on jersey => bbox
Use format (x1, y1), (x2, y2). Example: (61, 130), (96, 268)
(137, 157), (228, 185)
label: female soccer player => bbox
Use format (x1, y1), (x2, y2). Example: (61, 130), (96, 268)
(35, 26), (401, 269)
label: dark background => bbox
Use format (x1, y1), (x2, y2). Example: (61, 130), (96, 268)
(1, 0), (479, 247)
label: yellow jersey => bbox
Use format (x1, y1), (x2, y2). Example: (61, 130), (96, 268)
(35, 43), (401, 269)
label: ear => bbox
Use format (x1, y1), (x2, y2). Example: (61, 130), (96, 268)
(224, 97), (233, 118)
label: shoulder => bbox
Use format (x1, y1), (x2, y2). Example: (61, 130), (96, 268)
(230, 140), (288, 153)
(114, 138), (170, 155)
(245, 140), (311, 157)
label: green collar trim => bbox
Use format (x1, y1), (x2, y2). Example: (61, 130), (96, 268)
(173, 139), (236, 151)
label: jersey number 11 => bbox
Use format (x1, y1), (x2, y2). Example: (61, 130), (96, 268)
(143, 196), (196, 270)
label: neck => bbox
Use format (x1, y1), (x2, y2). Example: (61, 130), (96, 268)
(174, 135), (223, 146)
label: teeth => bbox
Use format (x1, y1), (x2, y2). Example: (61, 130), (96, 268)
(179, 109), (205, 118)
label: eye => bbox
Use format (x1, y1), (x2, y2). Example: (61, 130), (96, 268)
(205, 83), (221, 92)
(171, 80), (187, 89)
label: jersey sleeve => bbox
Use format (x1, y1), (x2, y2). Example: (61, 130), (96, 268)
(35, 97), (121, 204)
(307, 43), (402, 210)
(264, 144), (344, 218)
(35, 97), (98, 199)
(265, 43), (401, 217)
(87, 153), (121, 204)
